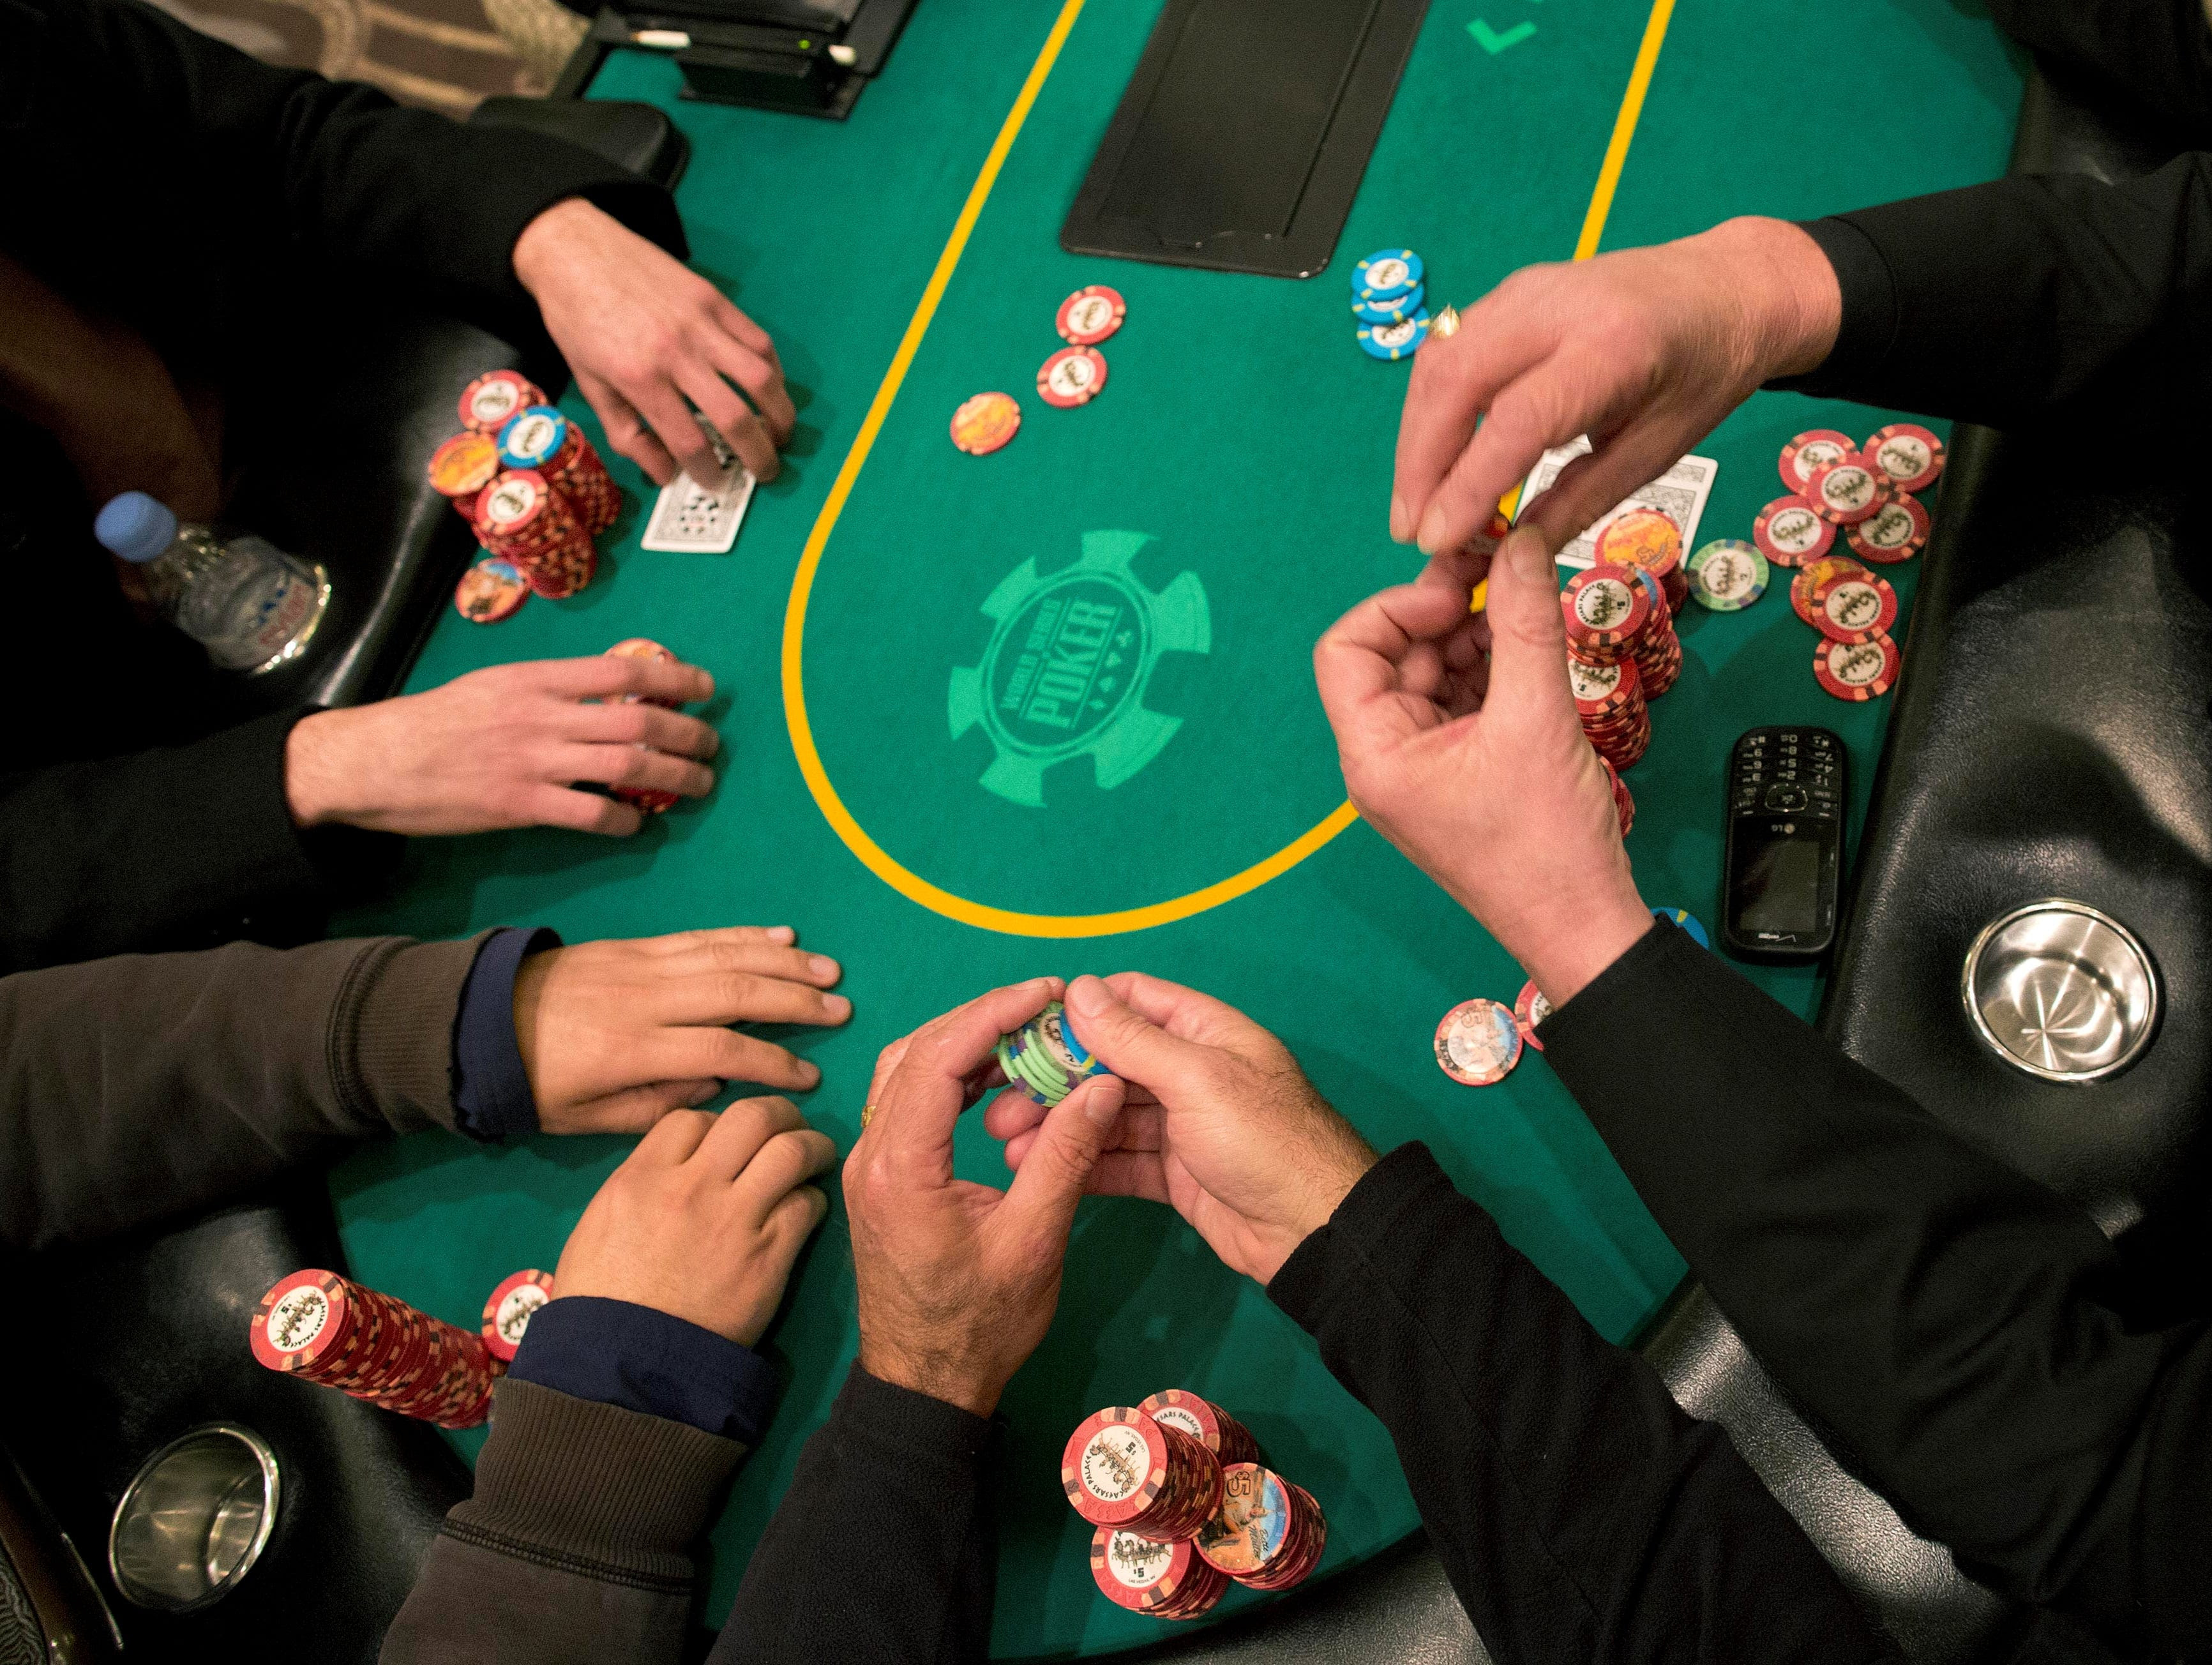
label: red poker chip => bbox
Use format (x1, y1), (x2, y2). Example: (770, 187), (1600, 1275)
(1778, 429), (1855, 493)
(1567, 652), (1641, 716)
(1814, 631), (1901, 700)
(1056, 285), (1126, 346)
(1845, 492), (1929, 564)
(1063, 1408), (1170, 1526)
(251, 1270), (354, 1375)
(1805, 453), (1888, 525)
(1037, 346), (1108, 407)
(1513, 979), (1552, 1051)
(1864, 423), (1945, 493)
(1810, 570), (1898, 643)
(1752, 494), (1833, 568)
(481, 1270), (554, 1364)
(1560, 564), (1651, 651)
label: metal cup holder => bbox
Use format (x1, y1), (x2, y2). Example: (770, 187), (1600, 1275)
(107, 1424), (280, 1611)
(1960, 900), (2161, 1083)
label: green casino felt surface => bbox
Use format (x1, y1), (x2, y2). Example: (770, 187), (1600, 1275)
(331, 0), (2024, 1652)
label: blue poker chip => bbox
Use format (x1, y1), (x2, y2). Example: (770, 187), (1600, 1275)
(496, 405), (568, 470)
(1653, 907), (1710, 947)
(1357, 310), (1430, 361)
(1353, 248), (1424, 301)
(1352, 283), (1425, 325)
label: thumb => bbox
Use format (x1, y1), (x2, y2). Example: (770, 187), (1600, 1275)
(1483, 526), (1575, 722)
(1061, 975), (1212, 1095)
(1000, 1073), (1125, 1240)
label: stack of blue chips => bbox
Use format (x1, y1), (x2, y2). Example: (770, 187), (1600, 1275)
(1351, 248), (1430, 360)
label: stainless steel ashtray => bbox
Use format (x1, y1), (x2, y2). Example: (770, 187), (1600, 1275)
(1961, 900), (2160, 1083)
(108, 1424), (280, 1611)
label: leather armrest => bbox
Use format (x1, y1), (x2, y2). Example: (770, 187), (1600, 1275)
(469, 96), (690, 192)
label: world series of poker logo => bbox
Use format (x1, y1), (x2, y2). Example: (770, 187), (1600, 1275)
(949, 530), (1210, 807)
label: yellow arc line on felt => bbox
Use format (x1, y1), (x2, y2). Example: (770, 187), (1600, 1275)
(1473, 0), (1674, 615)
(782, 0), (1669, 938)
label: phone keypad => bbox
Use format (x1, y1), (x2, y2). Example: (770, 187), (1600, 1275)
(1733, 728), (1842, 822)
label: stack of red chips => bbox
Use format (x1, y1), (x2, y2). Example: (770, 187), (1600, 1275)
(1090, 1527), (1231, 1620)
(458, 370), (546, 436)
(497, 406), (621, 535)
(601, 638), (683, 813)
(475, 469), (596, 598)
(1619, 566), (1683, 700)
(1138, 1389), (1261, 1466)
(1063, 1407), (1225, 1544)
(1562, 564), (1654, 770)
(250, 1270), (499, 1430)
(1599, 751), (1635, 836)
(1193, 1462), (1328, 1593)
(479, 1269), (555, 1366)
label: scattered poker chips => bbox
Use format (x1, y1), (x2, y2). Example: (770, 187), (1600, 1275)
(1778, 429), (1855, 494)
(1815, 632), (1902, 701)
(1092, 1526), (1230, 1620)
(475, 468), (597, 598)
(1810, 569), (1899, 644)
(603, 637), (683, 813)
(250, 1269), (499, 1429)
(1038, 345), (1108, 407)
(499, 405), (621, 535)
(1139, 1390), (1262, 1466)
(997, 1000), (1113, 1108)
(454, 554), (529, 623)
(458, 370), (545, 435)
(1062, 1408), (1225, 1541)
(950, 391), (1022, 455)
(1791, 554), (1871, 628)
(1651, 907), (1710, 947)
(1865, 423), (1945, 494)
(1057, 285), (1126, 347)
(1752, 494), (1833, 569)
(1195, 1463), (1328, 1592)
(428, 432), (501, 520)
(1353, 248), (1423, 300)
(1846, 492), (1929, 564)
(1514, 979), (1553, 1053)
(1357, 312), (1430, 360)
(480, 1269), (554, 1365)
(1805, 453), (1888, 525)
(1433, 997), (1522, 1086)
(1687, 539), (1768, 610)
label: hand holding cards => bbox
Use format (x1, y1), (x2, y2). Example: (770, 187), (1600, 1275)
(641, 417), (756, 555)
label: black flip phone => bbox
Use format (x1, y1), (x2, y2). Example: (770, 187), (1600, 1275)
(1721, 727), (1846, 963)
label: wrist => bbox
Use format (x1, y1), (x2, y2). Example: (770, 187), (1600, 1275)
(856, 1337), (1004, 1419)
(1702, 216), (1842, 380)
(284, 709), (350, 828)
(512, 196), (598, 298)
(1508, 888), (1655, 1007)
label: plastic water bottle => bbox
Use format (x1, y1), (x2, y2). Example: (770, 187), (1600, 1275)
(94, 492), (331, 674)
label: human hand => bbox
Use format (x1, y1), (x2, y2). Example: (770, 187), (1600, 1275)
(512, 197), (794, 488)
(987, 974), (1376, 1285)
(552, 1096), (836, 1346)
(285, 655), (718, 836)
(515, 925), (850, 1133)
(1392, 217), (1839, 562)
(843, 979), (1127, 1416)
(1314, 527), (1651, 1004)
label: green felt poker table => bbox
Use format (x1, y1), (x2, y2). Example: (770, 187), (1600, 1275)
(332, 1), (2025, 1652)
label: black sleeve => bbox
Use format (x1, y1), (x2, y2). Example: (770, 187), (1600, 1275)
(0, 709), (396, 974)
(1981, 0), (2212, 138)
(1542, 921), (2212, 1656)
(1775, 155), (2212, 432)
(0, 0), (684, 335)
(715, 1364), (997, 1665)
(1266, 1143), (1898, 1665)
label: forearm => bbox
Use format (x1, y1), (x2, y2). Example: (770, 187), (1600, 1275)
(1268, 1144), (1895, 1665)
(716, 1364), (997, 1664)
(0, 933), (481, 1251)
(381, 1379), (739, 1665)
(1543, 923), (2212, 1647)
(1779, 157), (2212, 429)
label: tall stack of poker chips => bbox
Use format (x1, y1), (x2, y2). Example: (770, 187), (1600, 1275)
(475, 469), (596, 598)
(1072, 1392), (1327, 1620)
(997, 1000), (1113, 1108)
(1351, 248), (1431, 361)
(601, 638), (682, 813)
(1618, 565), (1683, 700)
(427, 432), (501, 522)
(499, 405), (621, 536)
(250, 1269), (500, 1429)
(480, 1269), (554, 1366)
(457, 370), (546, 436)
(1561, 564), (1653, 769)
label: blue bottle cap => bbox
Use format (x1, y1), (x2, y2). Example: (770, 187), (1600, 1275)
(93, 492), (179, 564)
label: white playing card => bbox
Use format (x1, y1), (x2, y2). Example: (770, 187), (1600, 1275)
(640, 467), (755, 554)
(1523, 439), (1719, 569)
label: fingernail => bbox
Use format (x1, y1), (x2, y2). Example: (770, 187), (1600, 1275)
(1415, 505), (1447, 556)
(768, 926), (796, 942)
(1068, 975), (1108, 1016)
(809, 954), (838, 978)
(1390, 495), (1410, 541)
(823, 993), (852, 1020)
(1083, 1083), (1122, 1126)
(800, 1060), (821, 1085)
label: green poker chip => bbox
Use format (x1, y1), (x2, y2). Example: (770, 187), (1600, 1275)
(1687, 539), (1770, 610)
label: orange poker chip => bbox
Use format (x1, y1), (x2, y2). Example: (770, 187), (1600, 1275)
(1595, 507), (1683, 577)
(949, 391), (1021, 455)
(454, 555), (528, 623)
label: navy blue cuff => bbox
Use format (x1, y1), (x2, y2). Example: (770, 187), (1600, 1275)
(508, 1295), (779, 1447)
(451, 926), (561, 1141)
